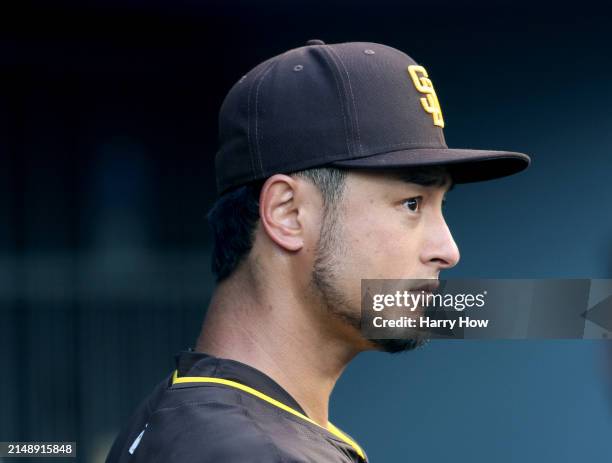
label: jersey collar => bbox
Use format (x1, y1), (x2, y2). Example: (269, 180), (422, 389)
(173, 348), (307, 416)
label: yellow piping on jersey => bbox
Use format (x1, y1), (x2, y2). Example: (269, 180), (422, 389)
(171, 370), (366, 461)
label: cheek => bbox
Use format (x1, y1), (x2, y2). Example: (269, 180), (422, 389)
(343, 213), (422, 279)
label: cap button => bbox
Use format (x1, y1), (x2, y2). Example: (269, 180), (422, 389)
(306, 39), (325, 46)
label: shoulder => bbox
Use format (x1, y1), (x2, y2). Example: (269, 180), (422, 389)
(130, 390), (310, 463)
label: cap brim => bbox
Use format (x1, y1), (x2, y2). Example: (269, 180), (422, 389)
(330, 148), (530, 183)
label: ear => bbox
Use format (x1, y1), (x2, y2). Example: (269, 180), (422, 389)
(259, 174), (305, 252)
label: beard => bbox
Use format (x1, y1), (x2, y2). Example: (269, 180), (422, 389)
(309, 202), (428, 354)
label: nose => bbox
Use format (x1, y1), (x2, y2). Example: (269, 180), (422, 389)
(420, 216), (460, 270)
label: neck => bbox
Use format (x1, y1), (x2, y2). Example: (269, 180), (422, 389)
(195, 269), (361, 427)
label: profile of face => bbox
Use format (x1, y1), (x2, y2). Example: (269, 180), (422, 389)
(312, 169), (460, 353)
(259, 168), (460, 354)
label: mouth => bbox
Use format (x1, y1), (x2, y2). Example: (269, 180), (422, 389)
(413, 280), (440, 293)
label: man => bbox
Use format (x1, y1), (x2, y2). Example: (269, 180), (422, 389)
(106, 39), (530, 462)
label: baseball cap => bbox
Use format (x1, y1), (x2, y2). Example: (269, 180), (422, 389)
(215, 39), (530, 195)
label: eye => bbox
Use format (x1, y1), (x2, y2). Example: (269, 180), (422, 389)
(402, 196), (422, 212)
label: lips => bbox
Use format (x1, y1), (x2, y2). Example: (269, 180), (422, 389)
(414, 280), (440, 292)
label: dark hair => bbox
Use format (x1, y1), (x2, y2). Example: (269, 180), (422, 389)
(207, 167), (348, 282)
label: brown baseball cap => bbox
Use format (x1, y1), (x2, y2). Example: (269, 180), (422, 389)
(215, 39), (530, 195)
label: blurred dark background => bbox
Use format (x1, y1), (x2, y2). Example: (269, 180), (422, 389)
(1, 1), (611, 462)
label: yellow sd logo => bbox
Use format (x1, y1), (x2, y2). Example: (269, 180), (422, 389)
(407, 65), (445, 128)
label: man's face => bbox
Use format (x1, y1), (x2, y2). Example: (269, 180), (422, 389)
(310, 168), (460, 353)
